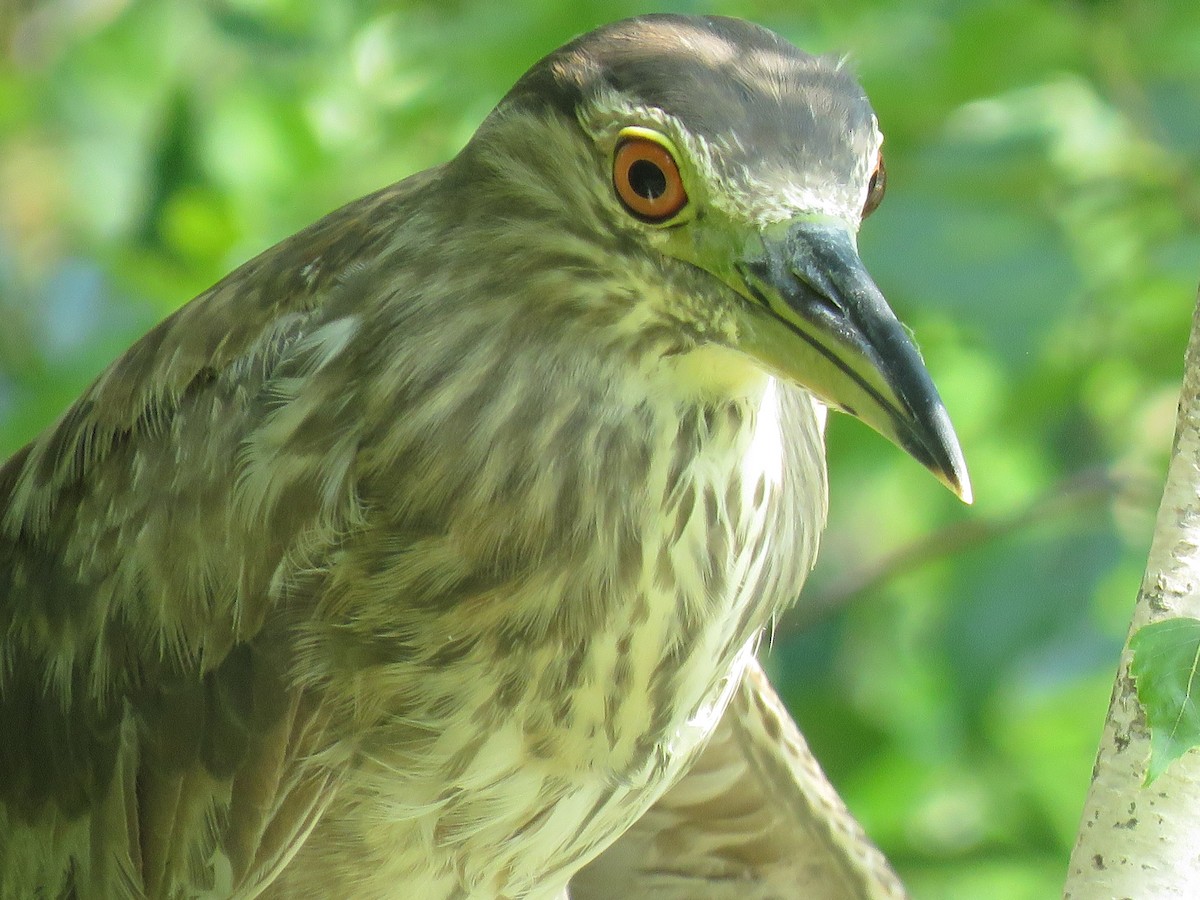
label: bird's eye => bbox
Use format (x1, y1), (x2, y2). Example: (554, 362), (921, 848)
(613, 137), (688, 222)
(862, 153), (886, 218)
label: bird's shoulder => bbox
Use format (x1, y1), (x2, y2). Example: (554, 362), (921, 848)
(3, 168), (438, 535)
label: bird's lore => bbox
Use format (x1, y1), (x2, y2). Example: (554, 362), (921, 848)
(0, 14), (966, 900)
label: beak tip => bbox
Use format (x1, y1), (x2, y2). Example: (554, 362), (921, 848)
(946, 467), (973, 505)
(910, 402), (972, 505)
(936, 430), (972, 505)
(944, 431), (972, 504)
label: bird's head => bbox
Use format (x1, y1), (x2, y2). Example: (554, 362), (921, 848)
(454, 14), (970, 502)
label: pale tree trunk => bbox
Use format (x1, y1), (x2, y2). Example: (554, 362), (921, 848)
(1063, 289), (1200, 898)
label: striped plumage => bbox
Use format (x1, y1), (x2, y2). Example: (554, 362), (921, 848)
(0, 14), (965, 899)
(571, 659), (907, 900)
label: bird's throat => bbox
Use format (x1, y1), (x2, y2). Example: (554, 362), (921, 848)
(658, 344), (771, 405)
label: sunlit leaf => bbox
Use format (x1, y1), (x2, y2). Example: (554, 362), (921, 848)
(1129, 617), (1200, 783)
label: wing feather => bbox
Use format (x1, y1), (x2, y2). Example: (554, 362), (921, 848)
(0, 171), (437, 897)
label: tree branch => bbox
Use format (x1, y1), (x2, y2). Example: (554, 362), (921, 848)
(1064, 286), (1200, 898)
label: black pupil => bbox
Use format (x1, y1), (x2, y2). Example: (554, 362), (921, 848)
(628, 159), (667, 200)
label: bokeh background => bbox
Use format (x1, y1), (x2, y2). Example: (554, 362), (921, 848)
(1, 1), (1197, 897)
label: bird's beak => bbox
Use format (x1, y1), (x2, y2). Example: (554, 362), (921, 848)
(732, 219), (971, 503)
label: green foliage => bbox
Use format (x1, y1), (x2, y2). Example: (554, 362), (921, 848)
(2, 2), (1198, 897)
(1130, 617), (1200, 783)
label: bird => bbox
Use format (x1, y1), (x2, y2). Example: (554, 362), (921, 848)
(0, 13), (969, 900)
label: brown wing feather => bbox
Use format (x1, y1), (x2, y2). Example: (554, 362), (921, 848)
(0, 172), (434, 898)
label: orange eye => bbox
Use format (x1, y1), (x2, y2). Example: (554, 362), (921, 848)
(862, 153), (886, 218)
(613, 138), (688, 222)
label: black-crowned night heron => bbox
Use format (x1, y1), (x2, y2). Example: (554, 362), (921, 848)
(0, 14), (969, 900)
